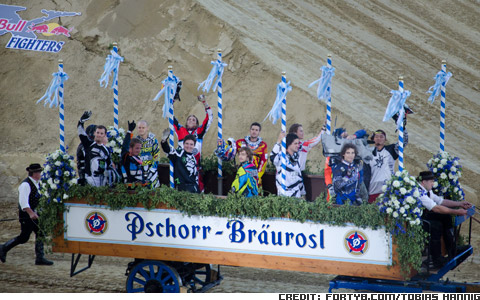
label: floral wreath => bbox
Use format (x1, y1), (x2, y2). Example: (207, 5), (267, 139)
(426, 151), (464, 201)
(106, 126), (126, 166)
(376, 170), (424, 234)
(39, 149), (77, 203)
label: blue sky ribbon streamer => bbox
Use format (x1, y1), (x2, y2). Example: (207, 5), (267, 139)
(153, 75), (180, 118)
(427, 70), (452, 104)
(99, 50), (124, 89)
(198, 60), (228, 93)
(264, 80), (292, 124)
(36, 71), (69, 108)
(383, 90), (411, 130)
(308, 66), (335, 102)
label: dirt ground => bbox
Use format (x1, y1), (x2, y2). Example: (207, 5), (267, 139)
(1, 201), (479, 293)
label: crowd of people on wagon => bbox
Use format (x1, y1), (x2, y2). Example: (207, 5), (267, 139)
(72, 92), (473, 270)
(0, 91), (472, 270)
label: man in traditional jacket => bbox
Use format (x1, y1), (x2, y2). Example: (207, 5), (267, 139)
(0, 163), (53, 265)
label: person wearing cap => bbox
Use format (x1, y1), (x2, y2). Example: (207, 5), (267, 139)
(367, 129), (408, 203)
(270, 132), (305, 198)
(0, 164), (53, 265)
(417, 171), (472, 268)
(76, 123), (96, 186)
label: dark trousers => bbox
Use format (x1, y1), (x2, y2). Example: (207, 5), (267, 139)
(4, 217), (41, 252)
(422, 211), (455, 259)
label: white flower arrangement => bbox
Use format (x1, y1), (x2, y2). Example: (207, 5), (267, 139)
(107, 126), (126, 166)
(377, 170), (424, 233)
(39, 149), (77, 203)
(427, 151), (465, 201)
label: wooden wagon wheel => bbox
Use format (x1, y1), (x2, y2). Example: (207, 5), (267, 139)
(185, 263), (213, 292)
(125, 260), (182, 293)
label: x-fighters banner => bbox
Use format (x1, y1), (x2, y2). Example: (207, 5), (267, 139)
(0, 4), (81, 53)
(64, 203), (393, 265)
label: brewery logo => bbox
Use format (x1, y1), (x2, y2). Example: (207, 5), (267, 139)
(85, 211), (108, 235)
(344, 230), (368, 255)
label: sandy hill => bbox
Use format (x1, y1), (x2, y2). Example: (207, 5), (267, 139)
(0, 0), (479, 204)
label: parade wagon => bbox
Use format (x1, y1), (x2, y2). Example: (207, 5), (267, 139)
(51, 192), (478, 293)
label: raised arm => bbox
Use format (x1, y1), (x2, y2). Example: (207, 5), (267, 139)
(197, 98), (213, 138)
(160, 128), (177, 162)
(77, 111), (92, 148)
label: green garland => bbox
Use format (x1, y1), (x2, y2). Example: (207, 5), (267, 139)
(38, 184), (425, 278)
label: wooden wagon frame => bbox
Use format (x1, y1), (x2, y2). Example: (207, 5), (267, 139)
(51, 196), (478, 293)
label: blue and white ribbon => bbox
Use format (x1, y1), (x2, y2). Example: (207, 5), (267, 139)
(264, 80), (292, 124)
(153, 74), (180, 119)
(308, 65), (335, 102)
(36, 71), (69, 108)
(383, 90), (411, 130)
(427, 70), (452, 104)
(198, 59), (228, 93)
(99, 50), (124, 89)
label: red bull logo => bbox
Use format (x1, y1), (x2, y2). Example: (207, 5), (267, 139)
(0, 4), (81, 53)
(27, 23), (74, 37)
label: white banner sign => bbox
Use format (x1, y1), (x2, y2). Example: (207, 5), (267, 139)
(64, 203), (393, 265)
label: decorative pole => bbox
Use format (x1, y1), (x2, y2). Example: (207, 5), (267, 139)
(308, 54), (335, 134)
(280, 71), (288, 192)
(153, 66), (180, 189)
(326, 54), (332, 134)
(398, 76), (405, 172)
(426, 60), (452, 152)
(113, 42), (119, 131)
(264, 72), (292, 195)
(197, 48), (228, 195)
(36, 61), (69, 152)
(216, 49), (224, 195)
(439, 60), (447, 152)
(383, 77), (410, 172)
(58, 59), (65, 153)
(99, 42), (124, 132)
(168, 66), (175, 189)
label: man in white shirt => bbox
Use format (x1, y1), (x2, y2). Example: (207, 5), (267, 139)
(0, 164), (53, 265)
(417, 171), (471, 268)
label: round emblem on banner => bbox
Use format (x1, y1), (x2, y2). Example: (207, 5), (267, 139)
(85, 211), (108, 235)
(344, 230), (368, 255)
